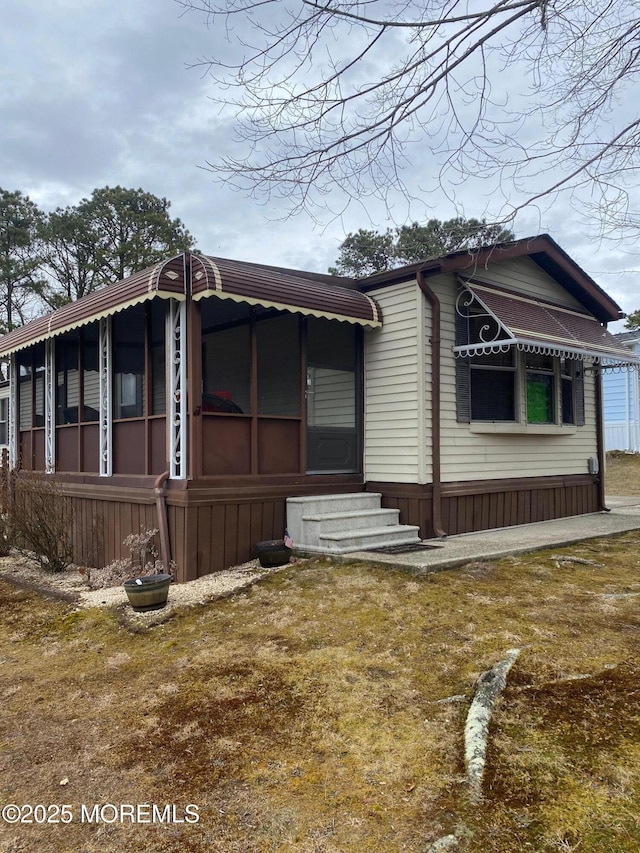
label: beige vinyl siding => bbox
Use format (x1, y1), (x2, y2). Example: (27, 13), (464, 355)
(460, 257), (585, 309)
(364, 280), (428, 482)
(435, 260), (599, 483)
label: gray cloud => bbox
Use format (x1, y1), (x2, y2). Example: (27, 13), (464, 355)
(0, 0), (638, 315)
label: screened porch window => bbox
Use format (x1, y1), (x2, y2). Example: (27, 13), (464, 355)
(113, 307), (145, 419)
(56, 324), (100, 423)
(0, 397), (7, 446)
(201, 299), (251, 414)
(257, 313), (300, 416)
(150, 300), (167, 415)
(17, 346), (46, 429)
(83, 324), (100, 421)
(57, 334), (80, 423)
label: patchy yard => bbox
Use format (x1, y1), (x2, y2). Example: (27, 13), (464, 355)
(606, 450), (640, 497)
(1, 528), (639, 853)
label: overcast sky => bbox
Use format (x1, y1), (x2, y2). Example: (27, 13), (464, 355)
(2, 0), (638, 330)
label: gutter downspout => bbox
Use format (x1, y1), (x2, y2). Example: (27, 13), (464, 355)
(154, 470), (172, 570)
(417, 270), (447, 538)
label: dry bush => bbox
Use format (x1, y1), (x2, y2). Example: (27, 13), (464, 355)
(9, 472), (74, 573)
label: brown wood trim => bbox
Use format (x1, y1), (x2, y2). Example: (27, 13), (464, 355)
(367, 474), (596, 498)
(440, 473), (596, 497)
(300, 318), (307, 474)
(57, 482), (157, 503)
(250, 314), (258, 475)
(144, 306), (151, 474)
(187, 472), (364, 490)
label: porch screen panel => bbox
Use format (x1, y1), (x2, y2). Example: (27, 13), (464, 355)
(306, 317), (360, 473)
(150, 300), (166, 415)
(256, 314), (300, 416)
(56, 334), (80, 424)
(17, 352), (32, 430)
(82, 323), (100, 421)
(113, 306), (145, 419)
(201, 298), (251, 414)
(33, 344), (45, 428)
(0, 397), (7, 446)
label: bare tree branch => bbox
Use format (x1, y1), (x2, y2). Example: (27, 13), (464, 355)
(178, 0), (640, 231)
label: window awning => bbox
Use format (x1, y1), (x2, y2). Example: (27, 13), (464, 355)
(190, 255), (381, 328)
(454, 280), (640, 369)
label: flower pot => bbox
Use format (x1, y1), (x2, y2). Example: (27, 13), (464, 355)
(255, 539), (291, 568)
(123, 573), (172, 611)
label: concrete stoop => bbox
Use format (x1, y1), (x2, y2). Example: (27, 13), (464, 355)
(286, 493), (421, 555)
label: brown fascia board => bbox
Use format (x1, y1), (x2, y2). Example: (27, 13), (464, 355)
(357, 234), (624, 324)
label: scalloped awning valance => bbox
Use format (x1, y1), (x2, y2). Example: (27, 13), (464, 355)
(454, 280), (640, 369)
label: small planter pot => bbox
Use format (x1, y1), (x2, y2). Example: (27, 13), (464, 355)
(123, 573), (172, 611)
(255, 539), (291, 568)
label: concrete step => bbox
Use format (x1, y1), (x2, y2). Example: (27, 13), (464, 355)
(317, 525), (421, 555)
(287, 492), (381, 517)
(301, 508), (401, 542)
(286, 492), (421, 556)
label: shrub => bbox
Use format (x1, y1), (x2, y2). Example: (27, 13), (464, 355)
(85, 527), (174, 589)
(0, 513), (12, 557)
(10, 472), (74, 573)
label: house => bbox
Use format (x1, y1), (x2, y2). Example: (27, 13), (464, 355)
(603, 330), (640, 452)
(0, 235), (636, 582)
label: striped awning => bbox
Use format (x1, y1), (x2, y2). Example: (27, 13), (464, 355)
(454, 280), (639, 367)
(0, 256), (186, 356)
(0, 253), (381, 358)
(190, 255), (381, 327)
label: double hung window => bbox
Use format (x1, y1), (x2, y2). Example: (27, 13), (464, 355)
(456, 310), (584, 426)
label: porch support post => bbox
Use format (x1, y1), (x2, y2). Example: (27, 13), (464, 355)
(168, 298), (188, 479)
(99, 316), (112, 477)
(44, 338), (55, 473)
(8, 354), (17, 469)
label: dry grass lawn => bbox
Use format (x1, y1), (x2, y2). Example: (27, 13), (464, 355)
(1, 452), (640, 852)
(606, 450), (640, 496)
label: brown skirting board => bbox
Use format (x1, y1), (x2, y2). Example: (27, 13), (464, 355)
(366, 474), (600, 541)
(58, 475), (364, 583)
(54, 472), (599, 582)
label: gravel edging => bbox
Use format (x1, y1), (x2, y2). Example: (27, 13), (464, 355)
(0, 554), (296, 626)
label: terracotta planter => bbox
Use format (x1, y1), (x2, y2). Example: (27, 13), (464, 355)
(123, 573), (172, 611)
(255, 539), (291, 568)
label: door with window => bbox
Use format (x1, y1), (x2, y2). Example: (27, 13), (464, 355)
(306, 318), (361, 473)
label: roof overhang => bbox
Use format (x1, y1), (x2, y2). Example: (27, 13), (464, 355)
(360, 234), (624, 325)
(190, 255), (381, 328)
(454, 279), (640, 370)
(0, 252), (382, 359)
(0, 255), (187, 357)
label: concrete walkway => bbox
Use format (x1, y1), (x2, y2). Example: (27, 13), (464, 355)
(339, 496), (640, 573)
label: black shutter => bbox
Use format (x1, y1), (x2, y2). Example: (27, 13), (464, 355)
(455, 311), (471, 422)
(456, 358), (471, 422)
(575, 361), (585, 426)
